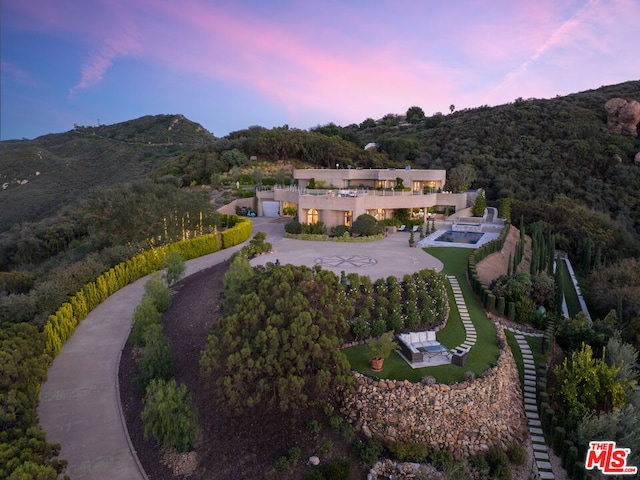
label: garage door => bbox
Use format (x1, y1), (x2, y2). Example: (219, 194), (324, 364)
(263, 201), (280, 217)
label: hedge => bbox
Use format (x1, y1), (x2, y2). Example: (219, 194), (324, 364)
(333, 233), (386, 243)
(284, 233), (330, 241)
(44, 217), (251, 357)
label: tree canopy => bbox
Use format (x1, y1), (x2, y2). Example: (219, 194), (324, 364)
(201, 264), (355, 414)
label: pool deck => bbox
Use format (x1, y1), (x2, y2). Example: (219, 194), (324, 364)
(420, 229), (501, 249)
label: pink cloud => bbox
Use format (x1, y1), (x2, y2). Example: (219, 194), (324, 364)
(130, 0), (456, 121)
(69, 31), (142, 96)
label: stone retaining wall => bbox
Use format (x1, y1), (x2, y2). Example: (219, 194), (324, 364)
(341, 330), (528, 459)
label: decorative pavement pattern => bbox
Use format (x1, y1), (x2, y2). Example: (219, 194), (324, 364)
(508, 328), (556, 480)
(314, 254), (378, 268)
(446, 276), (477, 354)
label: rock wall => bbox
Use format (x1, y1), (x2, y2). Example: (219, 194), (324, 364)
(341, 329), (528, 459)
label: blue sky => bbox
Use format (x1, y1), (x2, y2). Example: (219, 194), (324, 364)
(2, 0), (639, 140)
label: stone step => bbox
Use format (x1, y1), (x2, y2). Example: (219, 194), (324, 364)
(524, 380), (536, 387)
(525, 404), (538, 411)
(528, 419), (542, 427)
(530, 427), (543, 435)
(526, 411), (540, 420)
(524, 392), (536, 400)
(531, 434), (545, 444)
(533, 442), (548, 451)
(534, 451), (550, 460)
(537, 460), (552, 470)
(524, 386), (536, 393)
(538, 471), (555, 479)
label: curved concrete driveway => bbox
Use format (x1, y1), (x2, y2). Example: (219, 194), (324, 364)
(38, 218), (442, 479)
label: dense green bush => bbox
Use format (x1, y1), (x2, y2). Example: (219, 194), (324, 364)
(284, 217), (302, 234)
(144, 273), (171, 313)
(352, 438), (383, 468)
(350, 214), (384, 237)
(137, 323), (173, 390)
(388, 442), (430, 462)
(130, 296), (161, 347)
(141, 378), (199, 453)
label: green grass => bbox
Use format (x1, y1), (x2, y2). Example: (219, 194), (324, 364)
(343, 246), (500, 384)
(559, 259), (582, 318)
(505, 330), (545, 386)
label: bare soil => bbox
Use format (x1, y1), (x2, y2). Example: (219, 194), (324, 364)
(476, 225), (531, 286)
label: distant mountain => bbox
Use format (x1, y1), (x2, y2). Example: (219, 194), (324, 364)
(0, 114), (215, 232)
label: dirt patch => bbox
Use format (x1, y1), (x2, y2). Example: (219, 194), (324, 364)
(476, 226), (531, 286)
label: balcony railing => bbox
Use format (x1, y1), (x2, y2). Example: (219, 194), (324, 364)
(270, 185), (445, 197)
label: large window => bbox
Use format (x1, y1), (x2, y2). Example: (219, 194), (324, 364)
(372, 208), (385, 221)
(307, 208), (318, 224)
(344, 211), (353, 227)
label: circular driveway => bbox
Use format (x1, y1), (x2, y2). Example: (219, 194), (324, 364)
(250, 218), (442, 280)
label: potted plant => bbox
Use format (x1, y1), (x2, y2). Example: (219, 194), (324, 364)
(409, 231), (416, 247)
(367, 332), (398, 372)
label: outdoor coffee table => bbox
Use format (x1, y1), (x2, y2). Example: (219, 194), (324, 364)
(418, 343), (450, 360)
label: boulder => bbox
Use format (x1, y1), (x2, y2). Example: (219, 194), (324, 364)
(605, 98), (640, 136)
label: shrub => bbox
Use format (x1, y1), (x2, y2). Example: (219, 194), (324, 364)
(507, 443), (525, 465)
(421, 375), (436, 386)
(319, 440), (333, 454)
(339, 422), (354, 440)
(163, 252), (186, 286)
(468, 454), (490, 478)
(144, 273), (170, 313)
(351, 318), (371, 340)
(141, 378), (198, 453)
(130, 295), (160, 347)
(430, 449), (455, 471)
(350, 214), (384, 237)
(306, 419), (321, 434)
(137, 324), (173, 389)
(319, 459), (350, 480)
(389, 442), (430, 462)
(485, 447), (508, 471)
(371, 318), (386, 336)
(353, 438), (383, 468)
(331, 225), (350, 237)
(329, 415), (343, 430)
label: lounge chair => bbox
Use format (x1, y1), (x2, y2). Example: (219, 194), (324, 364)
(398, 224), (406, 232)
(412, 225), (419, 233)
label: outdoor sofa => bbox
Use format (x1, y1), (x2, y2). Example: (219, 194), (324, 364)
(397, 331), (445, 363)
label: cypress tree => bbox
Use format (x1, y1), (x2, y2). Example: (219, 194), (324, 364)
(594, 244), (601, 271)
(581, 237), (592, 273)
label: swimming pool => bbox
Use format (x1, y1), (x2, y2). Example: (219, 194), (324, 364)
(435, 230), (484, 244)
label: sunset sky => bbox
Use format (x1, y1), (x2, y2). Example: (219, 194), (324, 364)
(2, 0), (638, 141)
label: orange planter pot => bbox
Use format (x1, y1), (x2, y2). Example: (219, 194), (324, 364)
(370, 357), (384, 372)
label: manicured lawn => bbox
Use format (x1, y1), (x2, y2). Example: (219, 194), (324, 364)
(343, 246), (500, 384)
(558, 259), (582, 318)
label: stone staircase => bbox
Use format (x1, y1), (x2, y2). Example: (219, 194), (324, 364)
(446, 276), (477, 354)
(513, 331), (555, 479)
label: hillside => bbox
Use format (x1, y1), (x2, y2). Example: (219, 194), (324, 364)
(347, 81), (640, 234)
(0, 114), (215, 232)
